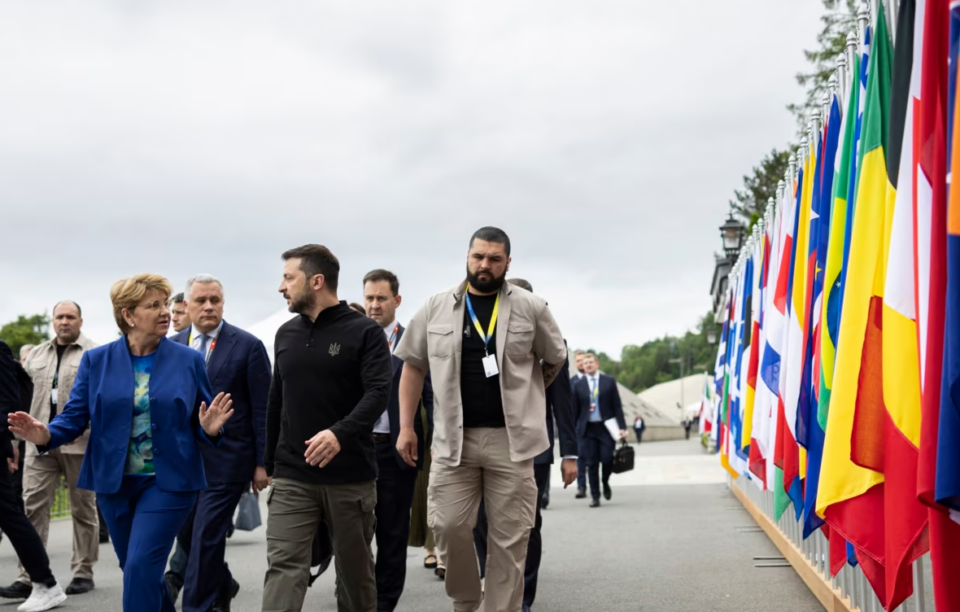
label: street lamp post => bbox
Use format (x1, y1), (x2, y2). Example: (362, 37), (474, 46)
(719, 214), (746, 259)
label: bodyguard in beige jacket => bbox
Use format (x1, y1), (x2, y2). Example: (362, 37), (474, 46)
(3, 302), (100, 598)
(394, 227), (567, 612)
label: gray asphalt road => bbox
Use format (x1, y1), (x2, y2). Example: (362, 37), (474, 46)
(1, 439), (821, 612)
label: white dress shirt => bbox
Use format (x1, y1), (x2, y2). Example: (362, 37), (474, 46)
(189, 322), (223, 363)
(372, 321), (399, 435)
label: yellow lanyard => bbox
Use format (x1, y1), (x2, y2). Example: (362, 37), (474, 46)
(465, 287), (500, 355)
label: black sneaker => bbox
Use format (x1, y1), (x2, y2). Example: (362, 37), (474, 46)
(0, 581), (32, 599)
(99, 530), (110, 544)
(603, 482), (612, 501)
(589, 498), (601, 508)
(574, 488), (587, 499)
(65, 577), (95, 594)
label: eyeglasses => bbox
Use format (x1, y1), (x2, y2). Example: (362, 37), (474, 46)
(137, 300), (169, 312)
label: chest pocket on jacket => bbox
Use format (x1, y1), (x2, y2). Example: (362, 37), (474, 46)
(58, 365), (78, 394)
(427, 325), (454, 359)
(506, 322), (535, 357)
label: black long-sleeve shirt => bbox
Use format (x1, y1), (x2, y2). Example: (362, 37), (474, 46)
(264, 302), (392, 484)
(0, 340), (27, 459)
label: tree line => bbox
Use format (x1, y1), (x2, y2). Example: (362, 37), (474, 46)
(581, 311), (717, 394)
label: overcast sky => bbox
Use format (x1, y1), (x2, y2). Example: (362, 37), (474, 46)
(0, 0), (824, 357)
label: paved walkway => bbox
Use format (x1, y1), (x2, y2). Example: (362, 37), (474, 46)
(0, 437), (821, 611)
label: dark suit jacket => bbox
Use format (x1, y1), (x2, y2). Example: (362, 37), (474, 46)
(386, 325), (434, 470)
(173, 321), (271, 485)
(45, 337), (216, 494)
(572, 373), (627, 440)
(535, 352), (577, 465)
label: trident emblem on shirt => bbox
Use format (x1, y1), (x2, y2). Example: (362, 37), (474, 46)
(329, 343), (341, 357)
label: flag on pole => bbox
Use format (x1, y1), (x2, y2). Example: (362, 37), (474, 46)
(803, 93), (841, 540)
(913, 2), (960, 607)
(817, 1), (893, 605)
(839, 1), (929, 607)
(819, 47), (860, 432)
(750, 220), (775, 485)
(782, 138), (814, 515)
(775, 174), (800, 520)
(935, 0), (960, 514)
(840, 25), (872, 303)
(743, 233), (764, 483)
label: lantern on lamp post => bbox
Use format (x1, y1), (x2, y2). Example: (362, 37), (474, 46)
(719, 214), (746, 259)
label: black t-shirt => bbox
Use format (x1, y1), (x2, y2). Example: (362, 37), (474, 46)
(460, 292), (505, 428)
(51, 343), (68, 419)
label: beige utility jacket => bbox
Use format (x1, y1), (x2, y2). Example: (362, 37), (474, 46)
(24, 334), (98, 456)
(395, 281), (566, 466)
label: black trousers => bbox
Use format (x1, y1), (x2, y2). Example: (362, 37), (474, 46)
(580, 423), (614, 501)
(177, 482), (246, 612)
(474, 462), (550, 608)
(375, 440), (418, 611)
(0, 455), (55, 587)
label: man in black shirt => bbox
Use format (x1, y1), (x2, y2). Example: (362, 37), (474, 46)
(0, 340), (68, 609)
(1, 301), (100, 600)
(262, 244), (392, 612)
(395, 228), (569, 612)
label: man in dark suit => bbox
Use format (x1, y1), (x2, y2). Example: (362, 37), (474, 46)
(168, 274), (272, 612)
(571, 350), (588, 498)
(473, 278), (578, 612)
(573, 352), (626, 507)
(362, 269), (434, 612)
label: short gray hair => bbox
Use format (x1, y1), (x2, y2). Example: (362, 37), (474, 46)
(185, 274), (223, 297)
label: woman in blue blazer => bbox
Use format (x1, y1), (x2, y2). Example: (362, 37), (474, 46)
(8, 274), (234, 612)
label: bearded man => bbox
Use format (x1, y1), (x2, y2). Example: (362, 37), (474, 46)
(393, 227), (568, 612)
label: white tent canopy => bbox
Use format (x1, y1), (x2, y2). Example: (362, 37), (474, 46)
(247, 308), (296, 360)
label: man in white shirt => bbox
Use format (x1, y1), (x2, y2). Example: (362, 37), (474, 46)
(362, 269), (433, 612)
(572, 353), (627, 507)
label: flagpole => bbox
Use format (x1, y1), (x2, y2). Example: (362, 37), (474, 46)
(846, 31), (859, 93)
(777, 179), (785, 217)
(887, 0), (897, 45)
(857, 2), (871, 48)
(836, 53), (848, 109)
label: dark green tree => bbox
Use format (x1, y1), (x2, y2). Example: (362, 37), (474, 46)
(0, 313), (51, 357)
(729, 148), (792, 227)
(584, 311), (719, 394)
(788, 0), (858, 128)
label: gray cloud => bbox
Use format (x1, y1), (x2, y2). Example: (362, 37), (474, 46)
(0, 0), (823, 356)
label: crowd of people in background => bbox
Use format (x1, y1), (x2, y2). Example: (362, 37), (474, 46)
(0, 226), (635, 612)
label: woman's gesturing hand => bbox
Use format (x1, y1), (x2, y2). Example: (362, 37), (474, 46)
(7, 412), (52, 446)
(199, 392), (234, 437)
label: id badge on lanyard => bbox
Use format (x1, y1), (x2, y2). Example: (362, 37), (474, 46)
(466, 290), (500, 378)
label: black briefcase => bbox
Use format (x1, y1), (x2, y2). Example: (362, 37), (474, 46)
(612, 440), (635, 474)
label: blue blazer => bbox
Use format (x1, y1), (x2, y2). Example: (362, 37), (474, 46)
(572, 373), (627, 440)
(386, 325), (434, 471)
(172, 321), (271, 484)
(44, 336), (216, 495)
